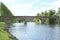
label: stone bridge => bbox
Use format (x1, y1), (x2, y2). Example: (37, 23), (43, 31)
(0, 16), (58, 25)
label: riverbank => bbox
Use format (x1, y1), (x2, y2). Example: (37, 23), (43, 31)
(3, 26), (18, 40)
(0, 23), (18, 40)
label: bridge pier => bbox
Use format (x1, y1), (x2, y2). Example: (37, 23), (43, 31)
(24, 21), (27, 25)
(24, 18), (27, 25)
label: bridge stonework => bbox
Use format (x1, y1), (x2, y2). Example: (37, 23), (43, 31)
(0, 16), (58, 25)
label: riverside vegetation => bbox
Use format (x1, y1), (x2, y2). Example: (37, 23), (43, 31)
(0, 2), (17, 40)
(0, 2), (60, 40)
(34, 8), (60, 24)
(0, 22), (10, 40)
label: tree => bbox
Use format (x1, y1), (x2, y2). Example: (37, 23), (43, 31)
(48, 10), (55, 16)
(33, 18), (41, 24)
(46, 10), (56, 24)
(0, 2), (13, 16)
(0, 2), (15, 23)
(37, 13), (40, 16)
(57, 7), (60, 24)
(36, 10), (56, 24)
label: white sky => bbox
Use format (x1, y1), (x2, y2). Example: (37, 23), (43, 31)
(0, 0), (60, 16)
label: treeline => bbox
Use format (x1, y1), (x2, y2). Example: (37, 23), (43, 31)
(34, 8), (60, 24)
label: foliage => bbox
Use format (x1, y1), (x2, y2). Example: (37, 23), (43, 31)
(44, 18), (49, 24)
(33, 18), (41, 24)
(35, 10), (56, 24)
(0, 2), (17, 23)
(0, 2), (13, 16)
(57, 8), (60, 24)
(0, 2), (13, 40)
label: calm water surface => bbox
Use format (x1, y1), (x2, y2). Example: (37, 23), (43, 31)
(9, 22), (60, 40)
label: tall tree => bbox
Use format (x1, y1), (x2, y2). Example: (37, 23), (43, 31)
(0, 2), (13, 16)
(57, 7), (60, 24)
(48, 10), (55, 16)
(0, 2), (16, 23)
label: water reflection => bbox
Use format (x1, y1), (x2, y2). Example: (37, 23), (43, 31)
(9, 22), (60, 40)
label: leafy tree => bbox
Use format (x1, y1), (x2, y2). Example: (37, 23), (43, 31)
(37, 13), (40, 16)
(48, 10), (55, 16)
(35, 10), (56, 24)
(57, 7), (60, 24)
(0, 2), (15, 23)
(44, 11), (48, 16)
(33, 13), (41, 24)
(45, 10), (56, 24)
(41, 12), (45, 16)
(0, 2), (13, 16)
(0, 2), (13, 40)
(33, 18), (41, 24)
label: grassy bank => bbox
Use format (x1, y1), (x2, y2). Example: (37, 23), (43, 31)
(0, 22), (10, 40)
(0, 22), (18, 40)
(0, 29), (10, 40)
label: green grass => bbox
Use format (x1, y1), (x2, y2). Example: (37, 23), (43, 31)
(0, 29), (10, 40)
(0, 22), (6, 27)
(0, 22), (10, 40)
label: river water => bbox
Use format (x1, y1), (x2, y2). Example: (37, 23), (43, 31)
(9, 22), (60, 40)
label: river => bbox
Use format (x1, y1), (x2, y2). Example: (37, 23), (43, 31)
(9, 22), (60, 40)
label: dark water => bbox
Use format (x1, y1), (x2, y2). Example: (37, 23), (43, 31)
(9, 22), (60, 40)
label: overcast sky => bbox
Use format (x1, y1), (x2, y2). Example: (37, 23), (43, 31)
(0, 0), (60, 16)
